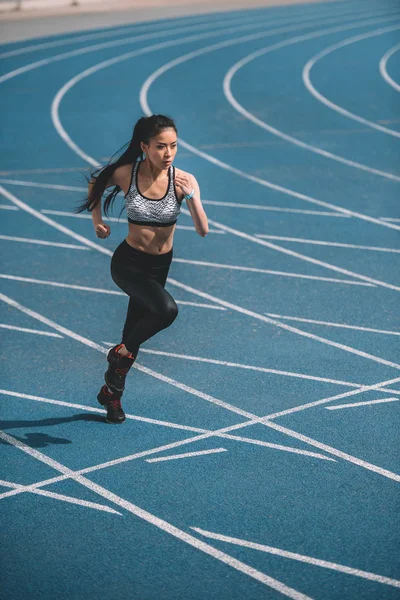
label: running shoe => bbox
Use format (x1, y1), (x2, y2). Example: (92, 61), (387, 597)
(97, 384), (125, 424)
(104, 344), (135, 393)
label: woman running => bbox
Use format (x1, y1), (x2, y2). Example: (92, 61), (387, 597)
(78, 114), (209, 424)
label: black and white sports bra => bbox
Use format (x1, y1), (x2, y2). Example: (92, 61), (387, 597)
(125, 161), (181, 228)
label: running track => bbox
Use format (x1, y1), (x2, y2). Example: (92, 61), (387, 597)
(1, 1), (399, 598)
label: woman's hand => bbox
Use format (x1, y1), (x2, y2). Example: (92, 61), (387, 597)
(175, 172), (194, 198)
(94, 222), (111, 239)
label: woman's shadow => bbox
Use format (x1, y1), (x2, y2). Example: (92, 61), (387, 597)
(0, 413), (105, 448)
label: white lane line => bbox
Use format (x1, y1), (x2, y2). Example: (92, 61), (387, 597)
(224, 24), (400, 182)
(0, 479), (121, 515)
(265, 313), (400, 336)
(0, 234), (89, 250)
(382, 217), (400, 222)
(325, 397), (399, 410)
(0, 273), (225, 310)
(0, 178), (350, 218)
(40, 210), (225, 233)
(303, 25), (400, 138)
(181, 209), (400, 291)
(146, 448), (227, 463)
(3, 288), (400, 483)
(1, 12), (286, 86)
(0, 12), (239, 59)
(2, 186), (399, 372)
(0, 204), (18, 210)
(0, 388), (331, 460)
(0, 323), (63, 338)
(380, 42), (400, 92)
(168, 276), (400, 370)
(174, 257), (374, 287)
(255, 235), (400, 253)
(262, 376), (400, 420)
(140, 15), (400, 235)
(0, 273), (124, 295)
(139, 13), (400, 230)
(125, 346), (398, 391)
(0, 388), (206, 434)
(3, 188), (400, 475)
(0, 176), (347, 217)
(263, 420), (400, 482)
(0, 431), (313, 600)
(192, 528), (400, 589)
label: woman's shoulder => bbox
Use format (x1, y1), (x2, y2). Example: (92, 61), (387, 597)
(173, 166), (197, 182)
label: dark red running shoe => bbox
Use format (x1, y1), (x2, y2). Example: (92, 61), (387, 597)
(97, 385), (125, 424)
(105, 344), (135, 393)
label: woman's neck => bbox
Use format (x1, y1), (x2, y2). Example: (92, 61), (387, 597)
(140, 158), (165, 181)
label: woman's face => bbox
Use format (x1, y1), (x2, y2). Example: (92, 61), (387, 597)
(142, 128), (178, 170)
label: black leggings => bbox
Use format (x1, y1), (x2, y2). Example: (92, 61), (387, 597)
(110, 239), (178, 355)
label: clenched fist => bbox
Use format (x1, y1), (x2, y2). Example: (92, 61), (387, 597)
(94, 222), (111, 239)
(175, 172), (194, 198)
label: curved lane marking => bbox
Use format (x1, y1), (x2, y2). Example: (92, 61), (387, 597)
(379, 42), (400, 92)
(303, 24), (400, 137)
(224, 28), (400, 180)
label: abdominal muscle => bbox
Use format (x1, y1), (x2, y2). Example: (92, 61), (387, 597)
(125, 222), (176, 255)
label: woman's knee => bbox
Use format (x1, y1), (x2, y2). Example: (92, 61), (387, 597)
(160, 299), (179, 326)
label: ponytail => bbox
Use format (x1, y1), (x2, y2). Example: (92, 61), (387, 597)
(75, 114), (176, 217)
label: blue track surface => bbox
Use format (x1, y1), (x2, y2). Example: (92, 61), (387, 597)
(1, 1), (399, 598)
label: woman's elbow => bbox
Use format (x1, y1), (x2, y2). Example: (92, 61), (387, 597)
(197, 227), (209, 237)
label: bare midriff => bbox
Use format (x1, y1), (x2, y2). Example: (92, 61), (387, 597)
(125, 222), (176, 255)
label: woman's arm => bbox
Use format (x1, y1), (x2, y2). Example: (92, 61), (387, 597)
(175, 172), (209, 237)
(89, 178), (111, 239)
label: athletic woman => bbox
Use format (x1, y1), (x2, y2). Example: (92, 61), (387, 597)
(78, 115), (209, 424)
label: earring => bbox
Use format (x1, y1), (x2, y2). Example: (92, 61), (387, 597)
(142, 152), (146, 161)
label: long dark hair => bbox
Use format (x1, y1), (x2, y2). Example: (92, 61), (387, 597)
(76, 114), (177, 216)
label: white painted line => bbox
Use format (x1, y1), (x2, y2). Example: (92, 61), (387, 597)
(0, 388), (207, 433)
(168, 277), (400, 370)
(224, 21), (400, 181)
(262, 376), (400, 421)
(0, 178), (349, 217)
(1, 289), (398, 483)
(379, 42), (400, 92)
(0, 388), (332, 461)
(0, 13), (286, 86)
(0, 323), (63, 338)
(0, 234), (89, 250)
(140, 14), (400, 235)
(255, 235), (400, 253)
(2, 186), (399, 373)
(192, 528), (400, 588)
(381, 217), (400, 223)
(303, 24), (400, 138)
(263, 420), (400, 482)
(325, 397), (399, 410)
(0, 479), (121, 515)
(0, 204), (18, 210)
(0, 273), (124, 295)
(128, 346), (376, 389)
(174, 257), (374, 286)
(0, 273), (225, 310)
(184, 210), (399, 291)
(201, 199), (349, 217)
(2, 188), (399, 477)
(40, 210), (225, 233)
(0, 430), (313, 600)
(146, 448), (227, 463)
(0, 12), (242, 59)
(265, 313), (400, 336)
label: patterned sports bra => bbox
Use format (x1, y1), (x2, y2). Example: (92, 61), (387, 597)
(125, 160), (181, 227)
